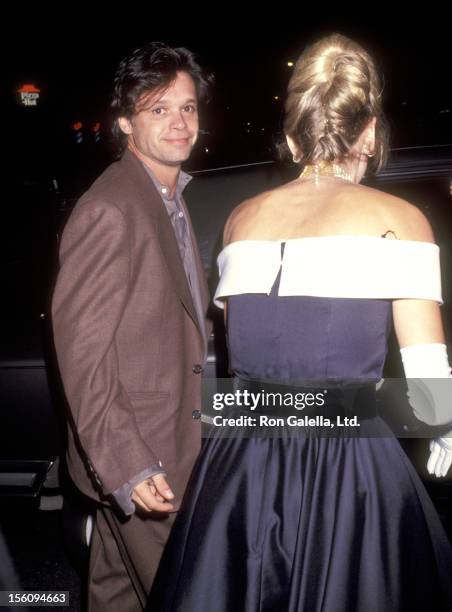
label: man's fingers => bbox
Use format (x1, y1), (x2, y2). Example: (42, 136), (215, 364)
(149, 483), (165, 503)
(132, 479), (174, 512)
(151, 473), (175, 500)
(133, 489), (174, 512)
(131, 491), (152, 512)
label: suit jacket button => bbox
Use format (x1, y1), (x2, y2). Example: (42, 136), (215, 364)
(192, 410), (201, 420)
(192, 364), (203, 374)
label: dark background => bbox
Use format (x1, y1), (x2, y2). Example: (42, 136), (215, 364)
(2, 13), (451, 189)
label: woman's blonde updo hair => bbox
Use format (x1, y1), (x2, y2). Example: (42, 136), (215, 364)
(283, 34), (388, 174)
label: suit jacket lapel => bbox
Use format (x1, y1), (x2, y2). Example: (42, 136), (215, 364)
(180, 196), (210, 353)
(156, 201), (203, 336)
(181, 198), (210, 310)
(120, 151), (205, 348)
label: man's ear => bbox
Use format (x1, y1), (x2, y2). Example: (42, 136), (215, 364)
(117, 116), (133, 135)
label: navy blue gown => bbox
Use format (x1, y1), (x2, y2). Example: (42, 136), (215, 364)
(150, 238), (452, 611)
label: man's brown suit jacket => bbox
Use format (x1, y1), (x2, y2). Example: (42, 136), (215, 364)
(52, 149), (210, 509)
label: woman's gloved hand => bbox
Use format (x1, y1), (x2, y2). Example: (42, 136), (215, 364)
(427, 437), (452, 477)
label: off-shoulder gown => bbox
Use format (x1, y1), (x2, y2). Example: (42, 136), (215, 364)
(150, 237), (452, 611)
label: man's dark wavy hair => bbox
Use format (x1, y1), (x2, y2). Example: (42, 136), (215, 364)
(111, 41), (213, 152)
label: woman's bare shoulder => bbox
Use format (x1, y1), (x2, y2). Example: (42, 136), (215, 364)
(370, 189), (435, 243)
(341, 184), (435, 243)
(223, 189), (275, 246)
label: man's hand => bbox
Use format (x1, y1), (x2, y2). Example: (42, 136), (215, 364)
(132, 474), (175, 513)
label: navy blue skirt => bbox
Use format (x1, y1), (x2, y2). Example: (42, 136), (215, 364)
(150, 412), (452, 611)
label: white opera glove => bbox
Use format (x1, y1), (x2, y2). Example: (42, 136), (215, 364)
(400, 343), (452, 478)
(427, 438), (452, 477)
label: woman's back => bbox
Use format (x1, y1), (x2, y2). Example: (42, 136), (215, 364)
(219, 180), (437, 381)
(224, 178), (431, 244)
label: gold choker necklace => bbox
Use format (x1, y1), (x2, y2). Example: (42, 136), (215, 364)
(299, 162), (355, 185)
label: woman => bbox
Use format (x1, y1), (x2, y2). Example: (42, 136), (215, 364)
(150, 34), (452, 611)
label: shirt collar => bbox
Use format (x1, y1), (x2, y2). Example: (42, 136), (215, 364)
(141, 162), (192, 200)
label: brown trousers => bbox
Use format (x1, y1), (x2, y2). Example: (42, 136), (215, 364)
(87, 506), (175, 612)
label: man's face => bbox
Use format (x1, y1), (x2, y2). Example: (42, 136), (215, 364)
(119, 71), (199, 168)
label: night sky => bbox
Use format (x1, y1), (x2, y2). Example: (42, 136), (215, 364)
(3, 12), (451, 179)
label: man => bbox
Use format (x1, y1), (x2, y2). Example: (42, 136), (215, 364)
(52, 42), (212, 611)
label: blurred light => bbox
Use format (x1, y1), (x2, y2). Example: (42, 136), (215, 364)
(73, 122), (83, 131)
(287, 61), (294, 67)
(439, 109), (450, 114)
(247, 122), (251, 126)
(274, 96), (280, 101)
(18, 83), (40, 93)
(204, 147), (209, 153)
(92, 122), (101, 132)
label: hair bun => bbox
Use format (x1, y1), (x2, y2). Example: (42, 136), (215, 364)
(282, 34), (388, 174)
